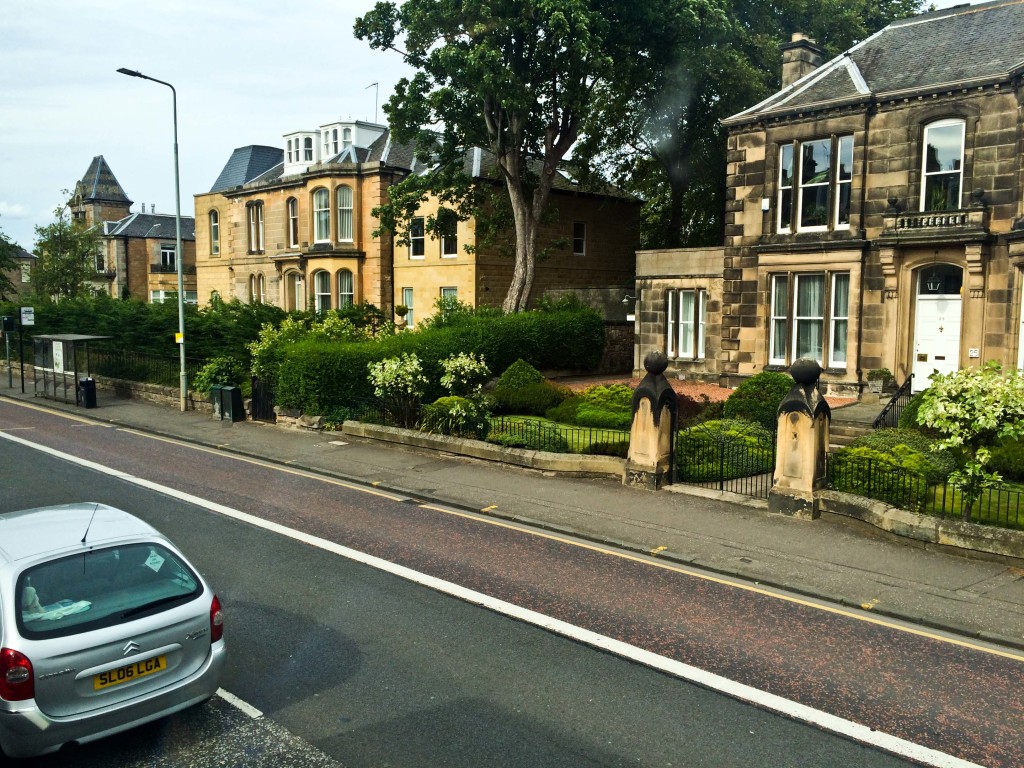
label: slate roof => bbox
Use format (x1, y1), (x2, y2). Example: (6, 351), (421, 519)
(74, 156), (132, 205)
(105, 212), (195, 241)
(209, 145), (284, 192)
(215, 130), (633, 200)
(725, 0), (1024, 125)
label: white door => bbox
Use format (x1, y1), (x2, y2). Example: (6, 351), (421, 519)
(912, 295), (961, 391)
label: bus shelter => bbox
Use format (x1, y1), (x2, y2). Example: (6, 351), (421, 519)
(32, 334), (111, 406)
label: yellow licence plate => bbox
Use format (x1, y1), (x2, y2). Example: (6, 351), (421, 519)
(93, 655), (167, 690)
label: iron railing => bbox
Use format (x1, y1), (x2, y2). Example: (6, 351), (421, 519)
(872, 374), (914, 429)
(827, 453), (1024, 530)
(89, 349), (205, 388)
(674, 422), (776, 498)
(487, 416), (629, 456)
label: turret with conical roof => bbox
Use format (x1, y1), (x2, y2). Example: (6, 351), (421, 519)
(70, 156), (133, 227)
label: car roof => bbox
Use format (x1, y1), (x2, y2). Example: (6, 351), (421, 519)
(0, 503), (159, 563)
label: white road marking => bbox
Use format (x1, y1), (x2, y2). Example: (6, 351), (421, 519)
(0, 430), (985, 768)
(216, 688), (263, 719)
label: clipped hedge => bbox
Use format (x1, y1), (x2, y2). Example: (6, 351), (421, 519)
(723, 371), (793, 430)
(276, 307), (604, 416)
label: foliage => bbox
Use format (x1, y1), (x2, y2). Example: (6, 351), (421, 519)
(917, 362), (1024, 516)
(485, 422), (571, 453)
(354, 0), (657, 311)
(368, 353), (429, 428)
(897, 391), (928, 430)
(492, 381), (567, 416)
(335, 301), (392, 337)
(676, 418), (775, 482)
(867, 367), (893, 381)
(588, 0), (921, 249)
(722, 371), (792, 430)
(31, 204), (103, 300)
(496, 358), (545, 388)
(421, 395), (491, 439)
(678, 394), (724, 426)
(841, 429), (954, 483)
(0, 221), (19, 300)
(439, 352), (490, 397)
(989, 437), (1024, 483)
(584, 439), (630, 458)
(191, 356), (250, 396)
(545, 384), (634, 430)
(248, 311), (370, 381)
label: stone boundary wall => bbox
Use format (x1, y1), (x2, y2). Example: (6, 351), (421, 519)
(342, 421), (625, 479)
(821, 489), (1024, 561)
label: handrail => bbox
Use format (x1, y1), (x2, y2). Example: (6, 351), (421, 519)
(872, 373), (914, 429)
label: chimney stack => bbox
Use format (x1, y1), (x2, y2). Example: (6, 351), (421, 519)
(781, 32), (825, 88)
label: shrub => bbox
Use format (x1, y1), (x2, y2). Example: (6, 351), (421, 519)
(368, 353), (428, 428)
(897, 391), (929, 431)
(485, 422), (570, 453)
(844, 428), (955, 482)
(584, 440), (630, 458)
(545, 395), (582, 424)
(496, 358), (545, 390)
(439, 352), (490, 397)
(544, 384), (634, 429)
(989, 436), (1024, 483)
(723, 371), (793, 430)
(492, 381), (568, 415)
(191, 356), (250, 396)
(421, 396), (490, 439)
(675, 419), (775, 482)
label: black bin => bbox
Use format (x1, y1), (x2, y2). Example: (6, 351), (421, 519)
(78, 377), (97, 409)
(221, 386), (245, 422)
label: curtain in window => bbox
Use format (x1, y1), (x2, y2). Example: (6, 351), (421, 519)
(666, 291), (676, 357)
(770, 276), (788, 363)
(337, 187), (353, 242)
(314, 190), (330, 241)
(830, 274), (849, 365)
(678, 291), (695, 357)
(314, 271), (331, 312)
(338, 269), (354, 308)
(795, 275), (824, 362)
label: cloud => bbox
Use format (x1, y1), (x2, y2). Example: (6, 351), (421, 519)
(0, 203), (29, 219)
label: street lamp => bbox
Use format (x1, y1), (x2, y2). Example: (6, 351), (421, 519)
(116, 67), (187, 412)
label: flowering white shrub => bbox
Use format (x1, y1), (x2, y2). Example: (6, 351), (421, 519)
(440, 352), (490, 397)
(367, 353), (428, 427)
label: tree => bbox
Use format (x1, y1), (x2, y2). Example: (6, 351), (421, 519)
(917, 362), (1024, 518)
(593, 0), (922, 249)
(32, 204), (102, 300)
(355, 0), (661, 312)
(0, 221), (19, 300)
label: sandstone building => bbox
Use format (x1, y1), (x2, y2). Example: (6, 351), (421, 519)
(635, 0), (1024, 396)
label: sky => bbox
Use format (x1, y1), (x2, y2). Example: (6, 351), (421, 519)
(0, 0), (412, 250)
(0, 0), (979, 251)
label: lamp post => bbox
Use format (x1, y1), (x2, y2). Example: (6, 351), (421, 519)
(116, 67), (187, 411)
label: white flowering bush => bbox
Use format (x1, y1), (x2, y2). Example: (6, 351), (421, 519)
(918, 361), (1024, 516)
(439, 352), (490, 397)
(249, 314), (364, 380)
(420, 396), (490, 439)
(368, 353), (428, 427)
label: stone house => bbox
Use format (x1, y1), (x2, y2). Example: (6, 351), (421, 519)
(194, 118), (639, 325)
(1, 244), (36, 301)
(70, 156), (198, 303)
(636, 0), (1024, 396)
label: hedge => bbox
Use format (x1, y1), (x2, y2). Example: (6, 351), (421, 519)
(276, 307), (604, 415)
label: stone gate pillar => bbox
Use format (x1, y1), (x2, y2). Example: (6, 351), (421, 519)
(768, 358), (831, 519)
(624, 351), (678, 490)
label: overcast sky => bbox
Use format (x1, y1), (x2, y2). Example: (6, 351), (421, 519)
(0, 0), (977, 251)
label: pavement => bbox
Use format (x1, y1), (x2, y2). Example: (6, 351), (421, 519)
(2, 374), (1024, 653)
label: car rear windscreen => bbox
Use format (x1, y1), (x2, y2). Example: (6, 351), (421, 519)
(16, 543), (201, 640)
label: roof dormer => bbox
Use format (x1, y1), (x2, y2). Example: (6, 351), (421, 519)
(282, 131), (320, 176)
(318, 119), (387, 162)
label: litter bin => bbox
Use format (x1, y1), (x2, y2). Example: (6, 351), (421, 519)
(210, 385), (224, 418)
(78, 377), (97, 409)
(221, 386), (245, 423)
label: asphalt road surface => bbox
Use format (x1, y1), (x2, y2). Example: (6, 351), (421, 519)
(2, 400), (1019, 767)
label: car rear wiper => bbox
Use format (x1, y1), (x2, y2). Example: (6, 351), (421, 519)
(121, 595), (188, 620)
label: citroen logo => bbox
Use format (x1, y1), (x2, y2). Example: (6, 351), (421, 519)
(123, 641), (141, 656)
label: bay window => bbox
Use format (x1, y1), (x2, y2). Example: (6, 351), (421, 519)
(313, 270), (331, 313)
(666, 289), (707, 360)
(314, 188), (331, 242)
(246, 202), (264, 253)
(337, 186), (353, 243)
(338, 269), (354, 308)
(287, 198), (299, 248)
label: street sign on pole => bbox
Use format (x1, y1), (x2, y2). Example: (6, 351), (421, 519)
(20, 307), (35, 326)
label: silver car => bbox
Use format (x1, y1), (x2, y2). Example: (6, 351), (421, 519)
(0, 503), (225, 758)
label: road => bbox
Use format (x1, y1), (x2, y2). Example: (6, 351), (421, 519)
(1, 399), (1020, 767)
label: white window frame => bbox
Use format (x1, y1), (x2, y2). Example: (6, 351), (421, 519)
(792, 273), (825, 364)
(323, 131), (330, 159)
(665, 289), (707, 361)
(920, 119), (965, 212)
(313, 188), (331, 242)
(248, 274), (257, 301)
(440, 286), (458, 300)
(257, 273), (266, 304)
(287, 198), (299, 248)
(337, 186), (353, 243)
(778, 137), (854, 233)
(313, 270), (331, 313)
(573, 222), (586, 256)
(303, 137), (313, 161)
(829, 273), (850, 369)
(778, 144), (794, 233)
(834, 136), (853, 230)
(332, 128), (339, 155)
(160, 243), (176, 270)
(338, 269), (354, 308)
(402, 287), (415, 326)
(343, 127), (353, 150)
(409, 217), (425, 259)
(769, 275), (789, 366)
(247, 202), (264, 253)
(796, 139), (831, 232)
(209, 210), (220, 255)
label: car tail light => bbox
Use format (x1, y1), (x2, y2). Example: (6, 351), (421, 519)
(0, 648), (34, 701)
(210, 595), (224, 642)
